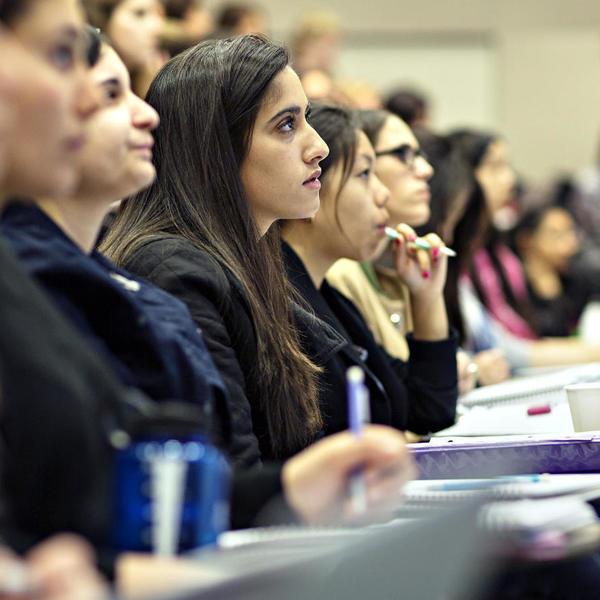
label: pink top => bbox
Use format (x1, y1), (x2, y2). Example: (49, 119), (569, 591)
(471, 245), (538, 340)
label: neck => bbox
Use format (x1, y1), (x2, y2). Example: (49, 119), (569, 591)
(37, 195), (110, 254)
(522, 253), (562, 297)
(282, 224), (337, 288)
(374, 241), (396, 270)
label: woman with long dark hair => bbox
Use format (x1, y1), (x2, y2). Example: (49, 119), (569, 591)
(282, 104), (457, 435)
(102, 35), (329, 460)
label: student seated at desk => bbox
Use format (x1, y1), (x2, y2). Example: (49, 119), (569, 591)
(511, 197), (591, 338)
(325, 111), (510, 392)
(281, 104), (458, 436)
(102, 35), (332, 461)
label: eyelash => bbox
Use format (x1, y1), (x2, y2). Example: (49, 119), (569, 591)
(358, 168), (371, 180)
(104, 86), (121, 101)
(278, 116), (296, 133)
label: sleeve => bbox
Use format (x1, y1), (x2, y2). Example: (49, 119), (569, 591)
(230, 463), (299, 529)
(459, 280), (531, 370)
(131, 244), (262, 468)
(395, 332), (459, 434)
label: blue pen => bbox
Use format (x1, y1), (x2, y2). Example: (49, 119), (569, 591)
(347, 366), (368, 514)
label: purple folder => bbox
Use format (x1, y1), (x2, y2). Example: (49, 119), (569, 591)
(409, 436), (600, 479)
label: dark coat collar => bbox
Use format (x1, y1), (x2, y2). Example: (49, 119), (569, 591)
(282, 242), (348, 364)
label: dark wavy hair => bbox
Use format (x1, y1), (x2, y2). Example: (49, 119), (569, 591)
(101, 35), (322, 456)
(415, 129), (488, 343)
(307, 103), (359, 229)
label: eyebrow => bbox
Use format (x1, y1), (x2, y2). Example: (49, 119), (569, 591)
(359, 154), (374, 166)
(58, 25), (80, 41)
(268, 103), (310, 124)
(100, 77), (121, 87)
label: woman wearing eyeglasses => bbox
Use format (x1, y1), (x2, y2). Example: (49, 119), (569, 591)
(281, 104), (458, 437)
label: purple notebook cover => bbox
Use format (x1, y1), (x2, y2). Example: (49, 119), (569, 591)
(409, 437), (600, 479)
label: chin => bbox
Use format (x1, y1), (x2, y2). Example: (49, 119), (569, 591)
(408, 206), (431, 228)
(295, 195), (321, 220)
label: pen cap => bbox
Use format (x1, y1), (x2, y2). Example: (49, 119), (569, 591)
(347, 367), (366, 433)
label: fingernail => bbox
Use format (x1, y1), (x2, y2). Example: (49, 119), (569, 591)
(409, 233), (417, 242)
(432, 247), (440, 261)
(422, 270), (430, 279)
(394, 239), (401, 248)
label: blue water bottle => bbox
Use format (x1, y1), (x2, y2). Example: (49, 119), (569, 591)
(111, 402), (231, 554)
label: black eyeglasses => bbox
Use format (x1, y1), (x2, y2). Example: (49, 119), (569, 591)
(375, 144), (428, 169)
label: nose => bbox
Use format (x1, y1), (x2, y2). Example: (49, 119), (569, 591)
(303, 124), (329, 165)
(414, 155), (434, 180)
(373, 173), (390, 208)
(73, 64), (101, 120)
(130, 92), (160, 131)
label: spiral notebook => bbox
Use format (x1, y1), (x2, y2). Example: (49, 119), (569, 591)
(460, 362), (600, 408)
(400, 473), (600, 505)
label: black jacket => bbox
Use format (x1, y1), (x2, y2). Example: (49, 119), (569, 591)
(0, 204), (235, 455)
(283, 243), (458, 435)
(0, 213), (290, 567)
(0, 235), (120, 559)
(122, 236), (344, 461)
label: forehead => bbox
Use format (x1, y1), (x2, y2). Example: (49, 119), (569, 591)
(540, 207), (574, 229)
(355, 129), (375, 160)
(91, 45), (130, 86)
(11, 0), (83, 41)
(258, 66), (307, 118)
(481, 140), (507, 163)
(376, 115), (417, 151)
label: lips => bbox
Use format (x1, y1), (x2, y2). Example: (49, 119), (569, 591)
(303, 168), (322, 188)
(416, 187), (431, 200)
(131, 139), (155, 159)
(64, 135), (86, 152)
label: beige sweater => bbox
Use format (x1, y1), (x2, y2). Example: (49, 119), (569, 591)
(326, 258), (413, 361)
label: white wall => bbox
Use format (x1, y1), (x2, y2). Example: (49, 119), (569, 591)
(206, 0), (600, 181)
(337, 35), (498, 131)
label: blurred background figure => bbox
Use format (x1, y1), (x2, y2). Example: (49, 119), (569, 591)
(160, 0), (214, 55)
(214, 2), (267, 37)
(83, 0), (166, 96)
(337, 79), (382, 109)
(511, 192), (589, 338)
(384, 87), (430, 130)
(291, 10), (342, 76)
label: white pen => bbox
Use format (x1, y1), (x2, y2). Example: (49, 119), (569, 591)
(385, 227), (457, 258)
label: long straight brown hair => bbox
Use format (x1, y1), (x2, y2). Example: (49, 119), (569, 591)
(101, 35), (322, 457)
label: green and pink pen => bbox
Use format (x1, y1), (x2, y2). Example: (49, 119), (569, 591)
(384, 227), (457, 258)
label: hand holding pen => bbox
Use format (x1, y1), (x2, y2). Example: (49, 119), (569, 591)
(386, 224), (451, 301)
